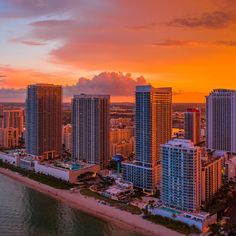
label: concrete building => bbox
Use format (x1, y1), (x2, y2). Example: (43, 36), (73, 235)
(35, 161), (100, 183)
(0, 127), (19, 148)
(110, 128), (134, 158)
(161, 139), (201, 212)
(184, 108), (201, 145)
(72, 94), (110, 169)
(206, 89), (236, 153)
(62, 124), (72, 152)
(110, 137), (134, 158)
(110, 128), (133, 143)
(201, 151), (224, 204)
(3, 109), (24, 135)
(0, 105), (4, 128)
(149, 206), (216, 232)
(122, 86), (172, 192)
(26, 84), (62, 159)
(225, 156), (236, 181)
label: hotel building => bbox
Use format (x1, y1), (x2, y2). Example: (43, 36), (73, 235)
(122, 85), (172, 192)
(161, 139), (201, 212)
(26, 84), (62, 159)
(206, 89), (236, 153)
(72, 94), (110, 169)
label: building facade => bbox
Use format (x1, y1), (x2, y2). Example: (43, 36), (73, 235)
(62, 124), (72, 152)
(161, 139), (201, 212)
(201, 153), (224, 204)
(0, 127), (19, 148)
(72, 94), (110, 169)
(0, 105), (4, 128)
(3, 109), (24, 134)
(184, 108), (201, 145)
(206, 89), (236, 153)
(122, 85), (172, 192)
(26, 84), (62, 159)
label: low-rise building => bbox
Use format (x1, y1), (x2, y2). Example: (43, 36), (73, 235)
(148, 206), (216, 232)
(20, 155), (36, 170)
(101, 178), (133, 201)
(0, 151), (20, 165)
(35, 161), (100, 183)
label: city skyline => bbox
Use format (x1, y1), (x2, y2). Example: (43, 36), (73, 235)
(1, 1), (236, 235)
(1, 1), (236, 103)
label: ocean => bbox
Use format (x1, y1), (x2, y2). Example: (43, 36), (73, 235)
(0, 173), (141, 236)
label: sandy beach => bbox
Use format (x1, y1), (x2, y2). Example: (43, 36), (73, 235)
(0, 168), (182, 236)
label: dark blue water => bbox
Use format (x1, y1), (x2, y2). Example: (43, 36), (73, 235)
(0, 173), (141, 236)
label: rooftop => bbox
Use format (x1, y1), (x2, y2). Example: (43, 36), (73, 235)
(162, 139), (195, 149)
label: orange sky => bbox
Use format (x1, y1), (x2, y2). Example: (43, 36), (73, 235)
(1, 0), (236, 102)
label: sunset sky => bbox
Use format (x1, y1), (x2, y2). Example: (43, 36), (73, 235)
(1, 0), (236, 102)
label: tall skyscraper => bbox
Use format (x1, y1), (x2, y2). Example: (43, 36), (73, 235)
(72, 94), (110, 169)
(184, 108), (201, 145)
(0, 105), (4, 128)
(122, 85), (172, 192)
(26, 84), (62, 159)
(206, 89), (236, 153)
(3, 109), (24, 135)
(161, 139), (201, 212)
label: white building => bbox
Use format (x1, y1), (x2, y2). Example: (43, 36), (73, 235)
(206, 89), (236, 153)
(149, 206), (216, 232)
(161, 139), (201, 212)
(35, 161), (100, 183)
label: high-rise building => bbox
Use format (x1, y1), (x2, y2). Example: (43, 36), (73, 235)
(206, 89), (236, 153)
(0, 105), (4, 128)
(62, 124), (72, 152)
(161, 139), (201, 212)
(0, 127), (19, 148)
(26, 84), (62, 159)
(184, 108), (201, 145)
(122, 85), (172, 192)
(201, 151), (224, 204)
(3, 109), (24, 135)
(72, 94), (110, 169)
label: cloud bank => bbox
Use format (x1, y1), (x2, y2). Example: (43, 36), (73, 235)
(167, 11), (236, 29)
(0, 72), (147, 102)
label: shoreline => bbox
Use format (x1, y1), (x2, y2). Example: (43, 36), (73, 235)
(0, 167), (182, 236)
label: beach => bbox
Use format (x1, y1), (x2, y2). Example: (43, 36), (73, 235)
(0, 167), (182, 236)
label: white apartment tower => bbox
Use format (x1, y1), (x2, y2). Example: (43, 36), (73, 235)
(161, 139), (201, 212)
(206, 89), (236, 153)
